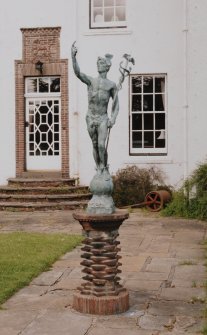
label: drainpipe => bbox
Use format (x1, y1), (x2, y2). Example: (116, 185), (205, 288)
(183, 0), (189, 182)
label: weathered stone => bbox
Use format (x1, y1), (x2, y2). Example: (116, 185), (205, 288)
(31, 270), (63, 286)
(89, 327), (150, 335)
(160, 287), (206, 301)
(0, 310), (36, 335)
(138, 314), (176, 331)
(148, 300), (204, 317)
(19, 310), (92, 335)
(125, 279), (162, 291)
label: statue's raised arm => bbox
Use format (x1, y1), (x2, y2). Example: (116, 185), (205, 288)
(71, 42), (91, 86)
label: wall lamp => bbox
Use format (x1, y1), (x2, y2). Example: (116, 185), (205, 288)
(35, 60), (43, 74)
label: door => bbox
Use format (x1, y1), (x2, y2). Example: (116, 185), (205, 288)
(26, 97), (61, 170)
(25, 77), (61, 171)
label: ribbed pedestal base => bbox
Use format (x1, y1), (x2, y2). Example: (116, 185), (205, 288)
(73, 291), (129, 315)
(73, 209), (129, 315)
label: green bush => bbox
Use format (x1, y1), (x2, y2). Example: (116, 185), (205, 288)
(112, 165), (165, 207)
(163, 161), (207, 220)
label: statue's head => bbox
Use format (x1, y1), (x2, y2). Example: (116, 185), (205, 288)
(97, 54), (113, 73)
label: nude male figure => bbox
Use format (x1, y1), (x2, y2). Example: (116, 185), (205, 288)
(71, 43), (119, 172)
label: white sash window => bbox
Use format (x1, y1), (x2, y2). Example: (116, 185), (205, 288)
(130, 74), (167, 155)
(90, 0), (127, 28)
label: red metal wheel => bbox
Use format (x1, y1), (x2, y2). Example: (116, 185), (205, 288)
(145, 191), (163, 212)
(144, 190), (171, 212)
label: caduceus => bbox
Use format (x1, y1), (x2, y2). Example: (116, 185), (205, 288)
(105, 54), (135, 152)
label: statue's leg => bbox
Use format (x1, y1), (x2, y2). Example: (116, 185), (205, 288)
(98, 120), (108, 169)
(87, 123), (100, 168)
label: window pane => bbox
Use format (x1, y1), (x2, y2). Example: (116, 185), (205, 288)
(50, 78), (60, 92)
(132, 95), (141, 111)
(144, 132), (154, 148)
(27, 79), (37, 93)
(116, 7), (125, 20)
(155, 94), (164, 111)
(132, 114), (142, 130)
(116, 0), (125, 5)
(54, 105), (59, 114)
(144, 113), (154, 130)
(39, 105), (48, 114)
(93, 0), (103, 7)
(143, 77), (153, 93)
(143, 95), (153, 111)
(105, 0), (114, 5)
(155, 77), (165, 93)
(132, 77), (142, 93)
(94, 8), (104, 22)
(132, 132), (142, 148)
(104, 7), (114, 21)
(156, 131), (165, 148)
(155, 113), (165, 130)
(40, 143), (49, 151)
(39, 78), (49, 93)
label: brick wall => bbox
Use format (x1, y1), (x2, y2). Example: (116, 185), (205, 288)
(15, 27), (69, 178)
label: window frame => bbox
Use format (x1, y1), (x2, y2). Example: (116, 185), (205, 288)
(89, 0), (127, 29)
(129, 73), (167, 156)
(25, 76), (61, 97)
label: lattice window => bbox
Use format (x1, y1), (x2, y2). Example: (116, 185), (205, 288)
(27, 99), (60, 157)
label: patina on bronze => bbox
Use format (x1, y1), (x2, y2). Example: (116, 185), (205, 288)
(71, 42), (134, 314)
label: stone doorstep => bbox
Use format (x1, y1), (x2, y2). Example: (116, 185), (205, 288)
(0, 185), (89, 194)
(7, 177), (77, 186)
(0, 201), (88, 210)
(0, 193), (91, 202)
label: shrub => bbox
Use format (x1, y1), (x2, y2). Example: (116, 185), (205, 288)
(112, 165), (165, 207)
(163, 161), (207, 220)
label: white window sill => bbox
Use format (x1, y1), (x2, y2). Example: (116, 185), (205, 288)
(84, 28), (132, 36)
(124, 157), (173, 165)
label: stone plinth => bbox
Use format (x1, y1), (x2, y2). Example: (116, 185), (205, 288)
(72, 209), (129, 315)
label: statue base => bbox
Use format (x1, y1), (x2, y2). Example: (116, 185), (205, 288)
(87, 167), (115, 215)
(72, 209), (129, 315)
(73, 291), (129, 315)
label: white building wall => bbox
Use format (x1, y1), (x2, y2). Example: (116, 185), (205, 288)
(187, 0), (207, 175)
(73, 0), (186, 187)
(0, 0), (76, 185)
(0, 0), (205, 188)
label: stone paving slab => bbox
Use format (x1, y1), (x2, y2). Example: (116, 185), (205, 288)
(0, 209), (206, 334)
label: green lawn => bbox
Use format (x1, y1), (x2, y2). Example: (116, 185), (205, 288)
(0, 232), (82, 305)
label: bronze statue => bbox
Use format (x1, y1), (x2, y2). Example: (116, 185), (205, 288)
(71, 42), (134, 214)
(71, 42), (119, 172)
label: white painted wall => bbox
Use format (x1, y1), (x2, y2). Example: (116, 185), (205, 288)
(0, 0), (76, 184)
(72, 0), (186, 187)
(0, 0), (205, 188)
(187, 0), (207, 175)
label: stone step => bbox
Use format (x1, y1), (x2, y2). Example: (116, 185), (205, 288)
(8, 178), (77, 187)
(0, 193), (91, 203)
(0, 185), (89, 195)
(0, 200), (88, 211)
(1, 177), (90, 211)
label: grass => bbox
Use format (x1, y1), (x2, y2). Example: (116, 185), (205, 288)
(178, 260), (197, 266)
(0, 232), (82, 306)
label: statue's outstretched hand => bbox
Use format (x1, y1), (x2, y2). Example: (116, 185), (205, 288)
(71, 41), (78, 57)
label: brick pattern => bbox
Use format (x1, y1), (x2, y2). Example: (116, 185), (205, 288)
(15, 27), (69, 178)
